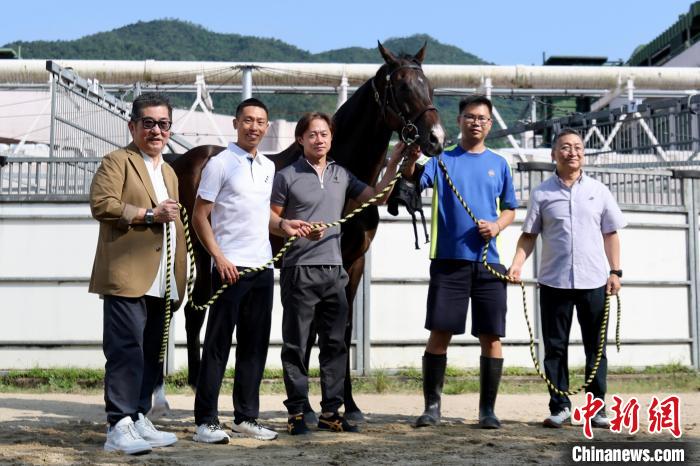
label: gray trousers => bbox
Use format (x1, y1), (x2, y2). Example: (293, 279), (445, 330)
(280, 265), (349, 415)
(103, 295), (166, 426)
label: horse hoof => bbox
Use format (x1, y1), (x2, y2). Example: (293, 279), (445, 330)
(344, 410), (365, 422)
(414, 413), (439, 428)
(303, 410), (318, 425)
(148, 399), (171, 420)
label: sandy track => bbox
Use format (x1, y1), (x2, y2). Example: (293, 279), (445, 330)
(0, 392), (697, 465)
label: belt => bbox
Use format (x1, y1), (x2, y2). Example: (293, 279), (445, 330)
(304, 265), (340, 270)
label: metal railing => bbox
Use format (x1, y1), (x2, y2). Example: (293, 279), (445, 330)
(490, 95), (700, 168)
(0, 157), (101, 201)
(513, 162), (684, 207)
(48, 61), (132, 159)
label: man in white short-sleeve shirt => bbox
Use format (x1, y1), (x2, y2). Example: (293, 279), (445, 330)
(508, 129), (626, 430)
(191, 98), (310, 444)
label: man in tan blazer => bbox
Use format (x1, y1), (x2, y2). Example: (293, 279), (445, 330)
(89, 93), (185, 455)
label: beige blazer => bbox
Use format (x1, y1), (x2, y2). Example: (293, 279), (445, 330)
(89, 142), (186, 302)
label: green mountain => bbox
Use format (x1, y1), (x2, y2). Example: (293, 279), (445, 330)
(3, 19), (523, 142)
(3, 19), (487, 65)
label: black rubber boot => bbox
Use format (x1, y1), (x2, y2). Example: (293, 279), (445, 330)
(479, 355), (503, 429)
(415, 353), (446, 427)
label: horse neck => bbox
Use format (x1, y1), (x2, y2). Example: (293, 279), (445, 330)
(330, 81), (393, 185)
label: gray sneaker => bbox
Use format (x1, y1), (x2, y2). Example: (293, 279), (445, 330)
(591, 411), (611, 428)
(543, 407), (571, 428)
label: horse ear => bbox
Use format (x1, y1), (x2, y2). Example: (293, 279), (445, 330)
(414, 41), (427, 64)
(378, 41), (398, 65)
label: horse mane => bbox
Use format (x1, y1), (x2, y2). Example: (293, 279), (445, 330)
(330, 69), (393, 185)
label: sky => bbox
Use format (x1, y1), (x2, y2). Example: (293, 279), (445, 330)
(0, 0), (694, 65)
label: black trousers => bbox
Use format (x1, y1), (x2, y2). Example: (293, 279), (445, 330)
(540, 285), (608, 414)
(103, 295), (166, 426)
(194, 268), (273, 425)
(280, 265), (349, 415)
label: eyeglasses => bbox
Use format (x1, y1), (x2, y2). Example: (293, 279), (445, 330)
(135, 117), (172, 132)
(558, 145), (584, 154)
(461, 114), (491, 125)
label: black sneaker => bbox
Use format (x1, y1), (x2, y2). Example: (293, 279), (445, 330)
(287, 415), (311, 436)
(317, 413), (359, 433)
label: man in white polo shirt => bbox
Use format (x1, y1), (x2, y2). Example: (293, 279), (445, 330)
(191, 98), (310, 443)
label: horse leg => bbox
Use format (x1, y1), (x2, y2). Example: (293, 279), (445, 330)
(185, 303), (206, 389)
(148, 371), (171, 419)
(185, 245), (212, 390)
(302, 322), (318, 425)
(343, 255), (366, 421)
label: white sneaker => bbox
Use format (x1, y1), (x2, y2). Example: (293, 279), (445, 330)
(232, 419), (278, 441)
(543, 407), (571, 428)
(135, 413), (177, 447)
(193, 422), (230, 444)
(104, 416), (152, 455)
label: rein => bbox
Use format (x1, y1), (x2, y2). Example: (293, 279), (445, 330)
(158, 163), (407, 362)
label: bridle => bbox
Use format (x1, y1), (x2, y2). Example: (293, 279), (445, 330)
(371, 62), (437, 145)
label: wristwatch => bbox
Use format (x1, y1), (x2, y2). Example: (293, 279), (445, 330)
(609, 269), (623, 278)
(145, 208), (155, 225)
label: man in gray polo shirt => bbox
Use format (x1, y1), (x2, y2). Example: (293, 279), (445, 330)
(271, 112), (412, 435)
(508, 128), (626, 429)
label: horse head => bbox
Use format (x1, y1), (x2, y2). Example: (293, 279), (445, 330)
(374, 41), (445, 157)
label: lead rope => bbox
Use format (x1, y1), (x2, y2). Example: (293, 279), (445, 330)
(436, 158), (621, 396)
(158, 165), (406, 362)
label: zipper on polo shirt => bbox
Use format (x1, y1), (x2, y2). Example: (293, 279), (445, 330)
(306, 159), (332, 189)
(318, 165), (328, 189)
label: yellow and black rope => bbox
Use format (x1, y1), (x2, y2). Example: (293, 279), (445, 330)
(437, 158), (621, 396)
(160, 222), (174, 363)
(158, 168), (405, 362)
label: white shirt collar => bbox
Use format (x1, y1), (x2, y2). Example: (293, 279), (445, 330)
(229, 142), (263, 165)
(140, 150), (164, 170)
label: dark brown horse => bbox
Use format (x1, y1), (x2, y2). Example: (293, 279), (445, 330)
(169, 42), (445, 420)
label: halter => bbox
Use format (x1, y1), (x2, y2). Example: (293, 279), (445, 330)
(371, 62), (437, 145)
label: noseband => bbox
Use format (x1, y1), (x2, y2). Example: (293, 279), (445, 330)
(372, 63), (437, 144)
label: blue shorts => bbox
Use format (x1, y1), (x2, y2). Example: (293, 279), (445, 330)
(425, 259), (507, 337)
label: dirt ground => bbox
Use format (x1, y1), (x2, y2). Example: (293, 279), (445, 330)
(0, 391), (697, 465)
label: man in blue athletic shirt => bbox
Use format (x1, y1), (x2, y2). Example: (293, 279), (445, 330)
(402, 95), (518, 429)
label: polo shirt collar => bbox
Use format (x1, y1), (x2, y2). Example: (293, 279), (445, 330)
(229, 142), (263, 165)
(302, 156), (336, 170)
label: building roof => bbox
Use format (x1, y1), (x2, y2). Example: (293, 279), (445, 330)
(627, 1), (700, 66)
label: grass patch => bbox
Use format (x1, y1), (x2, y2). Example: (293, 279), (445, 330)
(1, 365), (698, 395)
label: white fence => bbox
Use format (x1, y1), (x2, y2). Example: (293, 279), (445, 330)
(1, 164), (698, 371)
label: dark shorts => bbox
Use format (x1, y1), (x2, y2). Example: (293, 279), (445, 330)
(425, 259), (507, 337)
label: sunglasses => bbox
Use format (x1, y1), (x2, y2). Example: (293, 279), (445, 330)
(134, 117), (172, 131)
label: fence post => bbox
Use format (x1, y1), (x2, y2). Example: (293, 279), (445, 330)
(672, 170), (700, 369)
(517, 162), (554, 365)
(351, 248), (371, 376)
